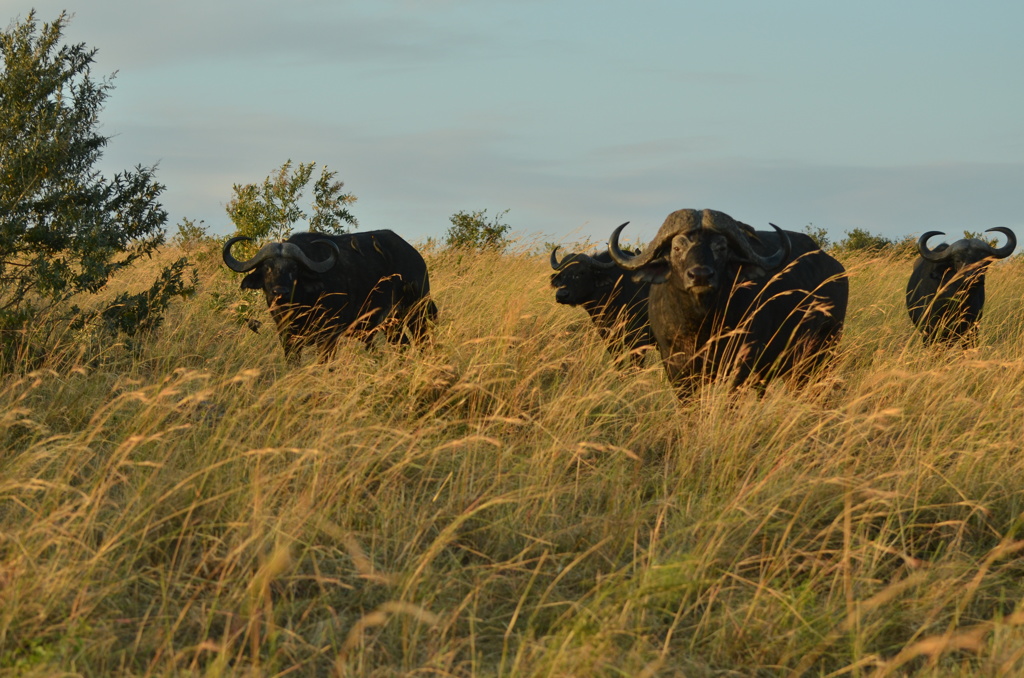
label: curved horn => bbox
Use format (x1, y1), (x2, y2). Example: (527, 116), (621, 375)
(982, 227), (1016, 259)
(581, 251), (618, 270)
(312, 239), (341, 271)
(550, 246), (565, 270)
(918, 231), (951, 263)
(760, 224), (792, 271)
(718, 221), (789, 272)
(283, 239), (339, 273)
(608, 222), (654, 270)
(223, 236), (277, 272)
(551, 246), (617, 271)
(588, 254), (618, 269)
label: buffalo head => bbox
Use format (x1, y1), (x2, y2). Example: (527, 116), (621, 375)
(549, 247), (624, 306)
(916, 228), (1016, 273)
(223, 236), (339, 308)
(549, 245), (653, 366)
(608, 209), (790, 303)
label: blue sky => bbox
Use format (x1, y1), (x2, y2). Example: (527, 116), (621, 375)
(8, 1), (1024, 246)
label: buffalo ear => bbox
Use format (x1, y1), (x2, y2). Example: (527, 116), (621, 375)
(241, 271), (264, 290)
(736, 263), (767, 282)
(631, 259), (671, 285)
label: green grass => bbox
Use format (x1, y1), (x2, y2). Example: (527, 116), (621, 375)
(3, 243), (1024, 676)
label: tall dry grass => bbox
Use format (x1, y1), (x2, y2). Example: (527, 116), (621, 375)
(3, 242), (1024, 676)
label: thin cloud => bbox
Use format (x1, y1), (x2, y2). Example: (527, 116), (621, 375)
(24, 1), (492, 70)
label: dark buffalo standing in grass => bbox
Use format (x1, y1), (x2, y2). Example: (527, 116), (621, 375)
(608, 209), (848, 396)
(223, 231), (437, 363)
(905, 228), (1016, 347)
(549, 247), (653, 367)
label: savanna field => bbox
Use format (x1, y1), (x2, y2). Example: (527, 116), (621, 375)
(5, 241), (1024, 677)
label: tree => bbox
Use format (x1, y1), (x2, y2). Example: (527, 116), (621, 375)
(225, 160), (357, 244)
(0, 11), (193, 367)
(834, 228), (893, 253)
(444, 208), (511, 251)
(801, 223), (831, 251)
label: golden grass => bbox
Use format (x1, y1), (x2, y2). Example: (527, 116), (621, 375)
(3, 243), (1024, 676)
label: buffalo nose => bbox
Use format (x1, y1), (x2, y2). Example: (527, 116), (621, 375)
(686, 266), (715, 287)
(271, 286), (291, 300)
(555, 288), (570, 302)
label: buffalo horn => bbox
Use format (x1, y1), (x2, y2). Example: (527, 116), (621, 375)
(223, 236), (278, 272)
(721, 221), (789, 272)
(550, 246), (565, 270)
(917, 231), (951, 263)
(223, 236), (339, 273)
(609, 222), (652, 270)
(301, 239), (340, 273)
(551, 246), (617, 270)
(587, 252), (617, 269)
(982, 227), (1017, 259)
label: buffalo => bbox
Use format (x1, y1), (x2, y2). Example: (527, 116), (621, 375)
(223, 230), (437, 362)
(608, 209), (848, 396)
(905, 228), (1016, 347)
(549, 247), (653, 366)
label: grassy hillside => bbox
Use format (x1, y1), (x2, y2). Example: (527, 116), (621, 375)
(3, 242), (1024, 676)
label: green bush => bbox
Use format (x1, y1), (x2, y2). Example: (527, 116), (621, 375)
(962, 230), (1002, 248)
(831, 228), (918, 258)
(834, 227), (893, 253)
(444, 208), (512, 251)
(801, 223), (832, 251)
(171, 217), (216, 251)
(225, 159), (358, 247)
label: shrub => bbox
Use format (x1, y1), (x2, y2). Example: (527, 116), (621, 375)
(962, 230), (1001, 248)
(225, 160), (358, 246)
(834, 228), (893, 253)
(801, 224), (832, 251)
(444, 209), (512, 251)
(171, 218), (216, 251)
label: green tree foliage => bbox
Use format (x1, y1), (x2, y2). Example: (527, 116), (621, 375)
(0, 11), (194, 368)
(832, 228), (916, 258)
(889, 234), (919, 258)
(444, 208), (512, 251)
(801, 223), (832, 250)
(225, 160), (357, 244)
(171, 217), (211, 248)
(834, 228), (894, 253)
(963, 230), (1000, 248)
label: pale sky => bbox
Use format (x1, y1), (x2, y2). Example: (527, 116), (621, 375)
(7, 1), (1024, 246)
